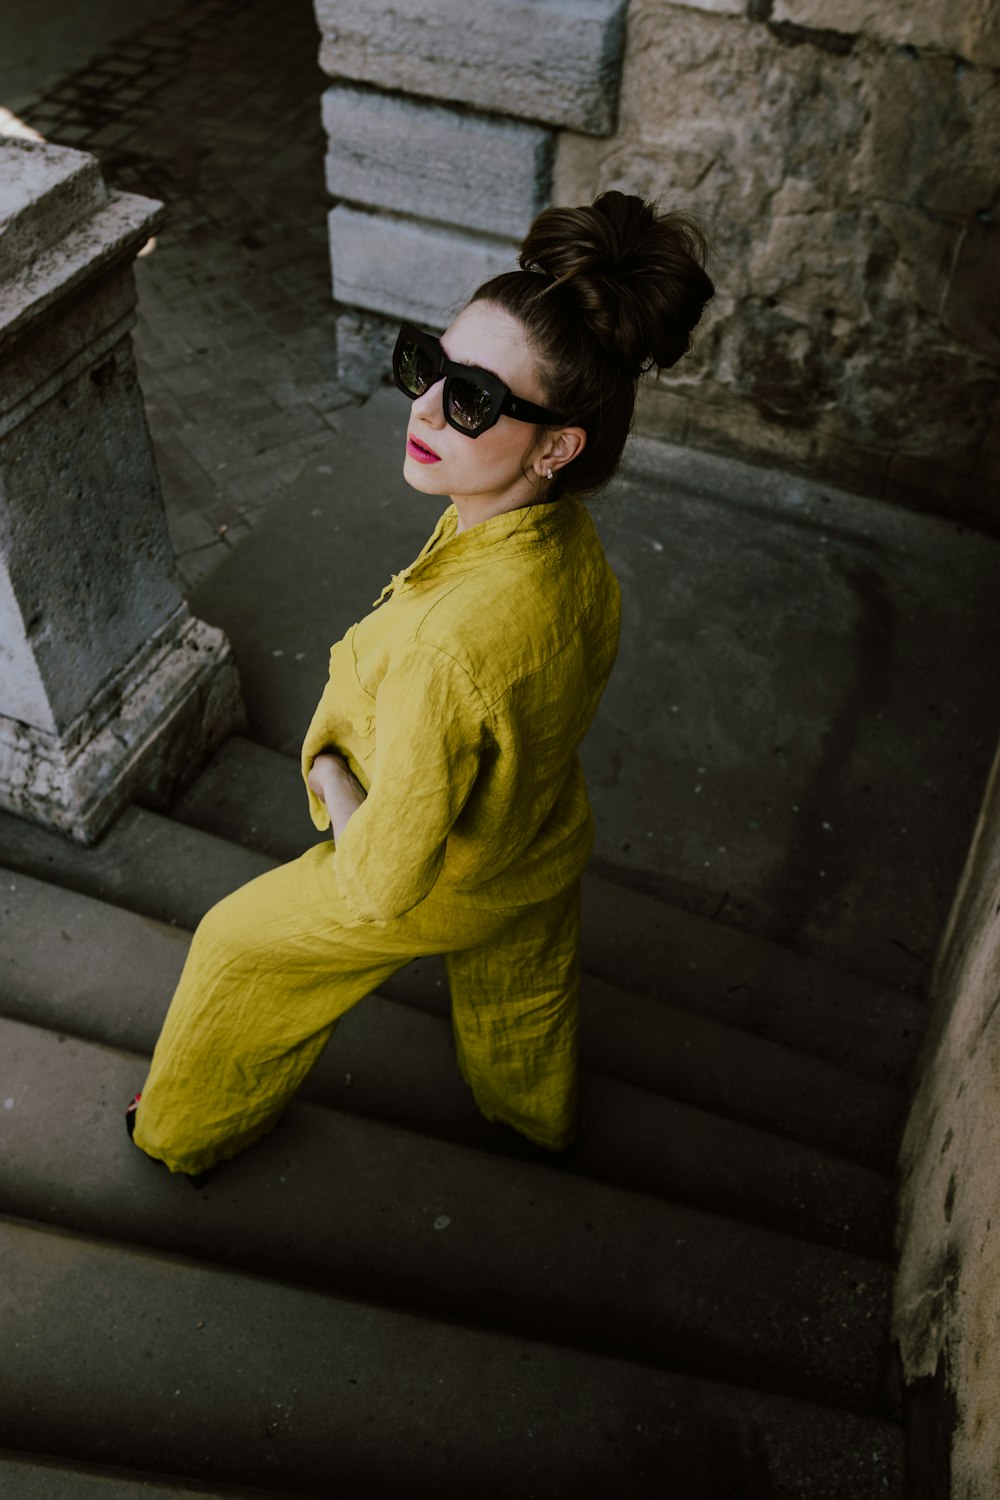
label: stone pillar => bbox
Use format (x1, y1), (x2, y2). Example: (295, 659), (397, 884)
(0, 138), (245, 844)
(313, 0), (627, 385)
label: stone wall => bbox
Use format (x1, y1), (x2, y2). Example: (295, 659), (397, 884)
(556, 0), (1000, 530)
(894, 738), (1000, 1496)
(315, 0), (1000, 531)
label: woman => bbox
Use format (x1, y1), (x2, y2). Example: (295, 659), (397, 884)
(127, 191), (714, 1176)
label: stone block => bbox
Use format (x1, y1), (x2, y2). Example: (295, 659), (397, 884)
(0, 138), (245, 840)
(0, 140), (160, 352)
(664, 0), (744, 11)
(328, 205), (518, 327)
(550, 2), (1000, 516)
(0, 615), (245, 844)
(0, 142), (107, 283)
(849, 49), (1000, 219)
(322, 85), (554, 239)
(771, 0), (1000, 69)
(334, 307), (401, 396)
(314, 0), (628, 136)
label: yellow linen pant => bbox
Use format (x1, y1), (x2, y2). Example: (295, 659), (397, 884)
(132, 842), (580, 1176)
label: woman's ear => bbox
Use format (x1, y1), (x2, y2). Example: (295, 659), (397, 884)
(540, 426), (587, 475)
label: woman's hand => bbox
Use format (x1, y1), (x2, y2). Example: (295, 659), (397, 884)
(308, 753), (367, 841)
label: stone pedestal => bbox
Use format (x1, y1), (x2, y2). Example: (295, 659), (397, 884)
(0, 138), (245, 843)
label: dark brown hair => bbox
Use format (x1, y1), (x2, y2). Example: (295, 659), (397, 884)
(470, 191), (715, 500)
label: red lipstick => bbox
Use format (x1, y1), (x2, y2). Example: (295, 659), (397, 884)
(407, 435), (440, 464)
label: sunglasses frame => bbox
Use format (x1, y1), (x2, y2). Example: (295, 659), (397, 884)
(392, 322), (568, 438)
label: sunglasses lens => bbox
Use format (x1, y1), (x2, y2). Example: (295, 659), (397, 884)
(448, 376), (493, 433)
(398, 338), (435, 396)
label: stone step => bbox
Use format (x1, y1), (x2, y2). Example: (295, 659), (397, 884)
(0, 1217), (904, 1499)
(317, 998), (893, 1259)
(382, 960), (906, 1174)
(0, 1451), (284, 1499)
(167, 737), (927, 1086)
(0, 892), (893, 1257)
(0, 864), (902, 1183)
(0, 1017), (891, 1412)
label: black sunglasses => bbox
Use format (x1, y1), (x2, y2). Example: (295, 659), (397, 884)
(392, 322), (567, 438)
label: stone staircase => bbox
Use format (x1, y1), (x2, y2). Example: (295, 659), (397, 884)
(0, 734), (920, 1496)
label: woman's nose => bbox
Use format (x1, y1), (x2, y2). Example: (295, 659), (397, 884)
(412, 378), (445, 427)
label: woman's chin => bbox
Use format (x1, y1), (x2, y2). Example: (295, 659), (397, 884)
(402, 454), (449, 494)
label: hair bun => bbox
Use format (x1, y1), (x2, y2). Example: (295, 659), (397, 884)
(519, 191), (714, 378)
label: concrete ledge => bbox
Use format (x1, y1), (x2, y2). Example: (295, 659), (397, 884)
(323, 85), (554, 239)
(315, 0), (627, 136)
(329, 205), (517, 326)
(0, 614), (245, 844)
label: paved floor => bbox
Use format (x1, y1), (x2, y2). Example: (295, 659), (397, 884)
(0, 0), (173, 101)
(4, 0), (356, 590)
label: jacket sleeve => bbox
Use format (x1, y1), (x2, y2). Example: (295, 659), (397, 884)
(331, 642), (490, 924)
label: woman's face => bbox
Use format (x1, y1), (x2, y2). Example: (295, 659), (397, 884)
(401, 301), (552, 509)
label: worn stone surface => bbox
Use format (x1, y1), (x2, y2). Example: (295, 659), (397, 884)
(0, 139), (162, 350)
(0, 614), (244, 843)
(314, 0), (628, 136)
(1, 331), (180, 732)
(329, 204), (518, 326)
(322, 84), (554, 239)
(894, 740), (1000, 1498)
(771, 0), (1000, 69)
(0, 138), (107, 281)
(554, 3), (1000, 528)
(0, 139), (244, 840)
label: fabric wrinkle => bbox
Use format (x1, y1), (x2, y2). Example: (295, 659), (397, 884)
(133, 498), (620, 1173)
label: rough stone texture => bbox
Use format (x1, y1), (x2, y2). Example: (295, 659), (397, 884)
(554, 4), (1000, 530)
(0, 140), (158, 347)
(672, 0), (744, 11)
(0, 138), (244, 840)
(323, 84), (555, 240)
(893, 739), (1000, 1497)
(328, 204), (519, 326)
(0, 138), (107, 281)
(771, 0), (1000, 69)
(1, 328), (181, 732)
(314, 0), (628, 136)
(0, 615), (244, 844)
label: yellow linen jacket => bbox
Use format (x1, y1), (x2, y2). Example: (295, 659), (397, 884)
(301, 497), (621, 924)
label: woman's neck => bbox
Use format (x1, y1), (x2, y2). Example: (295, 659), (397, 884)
(452, 486), (539, 535)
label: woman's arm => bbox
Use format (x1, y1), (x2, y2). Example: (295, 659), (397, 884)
(307, 753), (367, 842)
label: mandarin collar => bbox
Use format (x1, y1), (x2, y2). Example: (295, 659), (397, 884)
(372, 499), (580, 606)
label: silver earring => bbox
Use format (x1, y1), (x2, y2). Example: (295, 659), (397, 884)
(545, 467), (554, 480)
